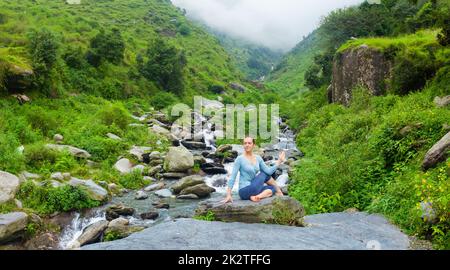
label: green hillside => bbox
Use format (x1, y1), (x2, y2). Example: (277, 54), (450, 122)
(0, 0), (258, 102)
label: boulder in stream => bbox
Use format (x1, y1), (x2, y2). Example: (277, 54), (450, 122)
(163, 146), (194, 172)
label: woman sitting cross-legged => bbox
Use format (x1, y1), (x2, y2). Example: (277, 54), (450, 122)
(221, 136), (286, 203)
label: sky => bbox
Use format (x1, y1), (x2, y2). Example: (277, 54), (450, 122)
(171, 0), (365, 52)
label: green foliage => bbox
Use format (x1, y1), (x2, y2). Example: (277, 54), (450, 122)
(27, 28), (59, 71)
(86, 28), (125, 67)
(288, 80), (450, 248)
(0, 132), (25, 174)
(150, 91), (178, 110)
(140, 38), (187, 94)
(17, 181), (100, 215)
(25, 106), (58, 137)
(194, 210), (216, 221)
(118, 170), (150, 190)
(178, 23), (191, 36)
(24, 142), (59, 169)
(0, 200), (17, 214)
(97, 103), (130, 130)
(103, 230), (123, 242)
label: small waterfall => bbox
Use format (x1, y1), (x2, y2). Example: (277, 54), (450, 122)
(59, 210), (106, 250)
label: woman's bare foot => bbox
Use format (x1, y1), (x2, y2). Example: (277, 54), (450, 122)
(275, 191), (284, 197)
(250, 195), (261, 202)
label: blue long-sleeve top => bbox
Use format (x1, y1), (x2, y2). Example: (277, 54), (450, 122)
(227, 154), (278, 190)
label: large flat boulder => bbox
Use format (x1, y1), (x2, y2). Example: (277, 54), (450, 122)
(164, 146), (194, 172)
(83, 212), (411, 250)
(0, 171), (20, 204)
(422, 131), (450, 170)
(196, 196), (305, 226)
(0, 212), (29, 244)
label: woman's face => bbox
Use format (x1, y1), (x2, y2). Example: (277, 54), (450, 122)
(243, 137), (254, 153)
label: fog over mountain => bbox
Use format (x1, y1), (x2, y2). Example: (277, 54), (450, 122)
(171, 0), (364, 52)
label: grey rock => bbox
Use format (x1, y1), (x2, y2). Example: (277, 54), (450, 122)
(129, 146), (152, 162)
(114, 158), (133, 174)
(54, 134), (64, 143)
(62, 172), (71, 180)
(180, 184), (215, 198)
(177, 194), (199, 200)
(422, 131), (450, 170)
(0, 171), (20, 204)
(106, 204), (135, 221)
(0, 212), (28, 244)
(148, 165), (163, 176)
(153, 202), (170, 209)
(229, 82), (246, 93)
(51, 172), (64, 181)
(140, 211), (159, 220)
(181, 141), (207, 150)
(76, 220), (109, 247)
(83, 212), (410, 250)
(216, 144), (232, 153)
(131, 165), (146, 173)
(135, 191), (149, 200)
(46, 144), (91, 159)
(171, 175), (204, 194)
(164, 146), (194, 172)
(68, 178), (108, 201)
(420, 202), (437, 224)
(108, 218), (129, 229)
(196, 196), (304, 225)
(434, 96), (450, 108)
(154, 189), (173, 198)
(144, 182), (165, 192)
(162, 172), (188, 179)
(106, 133), (122, 140)
(19, 171), (41, 181)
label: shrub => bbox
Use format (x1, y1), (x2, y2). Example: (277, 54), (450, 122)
(17, 181), (100, 215)
(0, 132), (25, 174)
(150, 91), (177, 110)
(97, 103), (130, 130)
(24, 142), (59, 169)
(118, 170), (150, 190)
(25, 106), (58, 137)
(28, 29), (59, 72)
(86, 28), (125, 67)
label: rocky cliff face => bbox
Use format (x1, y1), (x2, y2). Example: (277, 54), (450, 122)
(330, 45), (392, 106)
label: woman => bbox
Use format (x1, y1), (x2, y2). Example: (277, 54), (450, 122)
(221, 136), (286, 203)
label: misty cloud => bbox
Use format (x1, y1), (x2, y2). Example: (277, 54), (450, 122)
(171, 0), (364, 52)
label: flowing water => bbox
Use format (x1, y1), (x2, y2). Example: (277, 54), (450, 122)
(58, 117), (299, 249)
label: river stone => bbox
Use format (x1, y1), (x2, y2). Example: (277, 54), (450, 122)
(153, 202), (170, 209)
(46, 144), (91, 158)
(76, 220), (109, 247)
(148, 165), (163, 176)
(181, 141), (207, 150)
(200, 163), (227, 175)
(83, 212), (411, 250)
(216, 144), (232, 153)
(0, 171), (20, 204)
(131, 165), (146, 173)
(68, 178), (108, 202)
(19, 171), (41, 181)
(164, 146), (194, 172)
(154, 189), (173, 198)
(162, 172), (188, 179)
(114, 158), (134, 174)
(171, 175), (205, 194)
(108, 218), (129, 229)
(144, 182), (165, 192)
(196, 196), (304, 226)
(0, 212), (29, 244)
(179, 184), (215, 198)
(140, 211), (159, 220)
(177, 194), (199, 200)
(422, 131), (450, 170)
(135, 191), (148, 200)
(24, 231), (59, 250)
(106, 204), (135, 221)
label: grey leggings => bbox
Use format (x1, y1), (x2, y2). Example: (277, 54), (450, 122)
(239, 172), (276, 200)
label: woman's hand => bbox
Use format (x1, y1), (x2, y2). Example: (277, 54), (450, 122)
(221, 194), (233, 204)
(276, 151), (286, 165)
(221, 187), (233, 204)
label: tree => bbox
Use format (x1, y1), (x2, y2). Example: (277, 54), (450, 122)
(140, 38), (186, 94)
(87, 28), (125, 67)
(28, 29), (59, 72)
